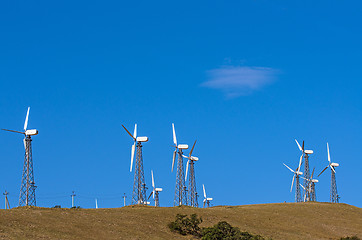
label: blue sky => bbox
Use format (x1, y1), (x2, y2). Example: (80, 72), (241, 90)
(0, 0), (361, 208)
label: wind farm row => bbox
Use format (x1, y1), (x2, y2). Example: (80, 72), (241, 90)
(1, 107), (341, 209)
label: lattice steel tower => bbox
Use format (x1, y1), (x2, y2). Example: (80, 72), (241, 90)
(122, 124), (148, 205)
(171, 123), (188, 206)
(295, 175), (302, 202)
(19, 136), (37, 206)
(184, 141), (199, 207)
(330, 167), (338, 203)
(2, 107), (38, 207)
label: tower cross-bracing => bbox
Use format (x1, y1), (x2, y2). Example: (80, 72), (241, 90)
(122, 124), (148, 205)
(2, 107), (38, 207)
(171, 123), (188, 206)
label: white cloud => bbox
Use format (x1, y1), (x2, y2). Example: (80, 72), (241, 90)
(202, 66), (278, 97)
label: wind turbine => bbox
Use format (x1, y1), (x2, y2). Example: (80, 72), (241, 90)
(283, 154), (303, 202)
(122, 124), (148, 205)
(318, 143), (339, 203)
(301, 168), (318, 202)
(202, 184), (213, 208)
(2, 107), (38, 206)
(183, 140), (199, 207)
(3, 191), (10, 209)
(148, 170), (162, 207)
(171, 123), (188, 206)
(295, 139), (313, 201)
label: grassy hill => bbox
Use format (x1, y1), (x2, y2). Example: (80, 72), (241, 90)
(0, 202), (361, 239)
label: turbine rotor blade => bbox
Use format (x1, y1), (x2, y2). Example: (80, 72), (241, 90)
(318, 166), (329, 177)
(283, 163), (295, 173)
(203, 184), (206, 198)
(151, 170), (155, 188)
(171, 150), (176, 172)
(185, 160), (189, 182)
(331, 165), (336, 173)
(189, 140), (196, 156)
(122, 125), (136, 140)
(24, 107), (30, 131)
(133, 124), (137, 138)
(327, 142), (331, 163)
(130, 143), (135, 172)
(297, 154), (303, 172)
(311, 168), (315, 179)
(295, 139), (302, 151)
(172, 123), (177, 146)
(148, 191), (153, 200)
(1, 129), (24, 134)
(302, 140), (304, 152)
(290, 175), (295, 192)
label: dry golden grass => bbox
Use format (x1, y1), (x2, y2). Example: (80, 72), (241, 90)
(0, 202), (361, 239)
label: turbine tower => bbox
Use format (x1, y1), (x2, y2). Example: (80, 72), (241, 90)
(295, 139), (313, 201)
(184, 140), (199, 207)
(283, 154), (303, 202)
(3, 191), (10, 209)
(122, 124), (148, 205)
(171, 123), (188, 206)
(202, 184), (213, 208)
(2, 107), (38, 206)
(148, 170), (162, 207)
(318, 143), (339, 203)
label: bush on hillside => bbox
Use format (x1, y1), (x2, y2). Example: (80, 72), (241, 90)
(340, 236), (360, 240)
(168, 213), (203, 237)
(202, 221), (265, 240)
(168, 214), (266, 240)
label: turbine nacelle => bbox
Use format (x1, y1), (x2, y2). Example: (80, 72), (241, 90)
(311, 179), (319, 183)
(304, 150), (313, 154)
(155, 188), (163, 192)
(178, 144), (188, 149)
(296, 171), (303, 175)
(25, 129), (38, 136)
(331, 162), (339, 167)
(206, 197), (213, 201)
(136, 136), (148, 142)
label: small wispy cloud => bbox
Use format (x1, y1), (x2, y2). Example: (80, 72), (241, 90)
(202, 66), (279, 97)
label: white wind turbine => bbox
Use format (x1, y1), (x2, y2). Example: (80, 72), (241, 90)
(183, 140), (199, 207)
(318, 142), (339, 203)
(122, 124), (149, 205)
(171, 123), (188, 206)
(148, 170), (162, 207)
(2, 107), (38, 206)
(295, 139), (313, 201)
(202, 184), (213, 208)
(283, 154), (303, 202)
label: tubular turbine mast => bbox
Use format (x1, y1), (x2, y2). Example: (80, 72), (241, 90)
(171, 123), (188, 206)
(2, 107), (38, 206)
(184, 140), (199, 207)
(123, 124), (148, 205)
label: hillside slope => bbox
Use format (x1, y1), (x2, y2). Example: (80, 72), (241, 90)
(0, 202), (361, 239)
